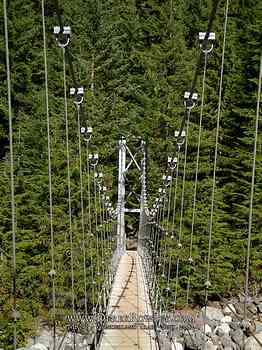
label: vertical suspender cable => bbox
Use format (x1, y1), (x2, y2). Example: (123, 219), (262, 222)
(41, 0), (56, 347)
(86, 141), (95, 306)
(97, 183), (105, 283)
(93, 165), (101, 287)
(204, 1), (229, 344)
(244, 50), (262, 324)
(167, 150), (181, 293)
(186, 51), (208, 305)
(3, 1), (17, 348)
(76, 105), (88, 314)
(62, 48), (75, 314)
(162, 172), (173, 278)
(171, 151), (180, 239)
(174, 110), (191, 307)
(166, 151), (180, 295)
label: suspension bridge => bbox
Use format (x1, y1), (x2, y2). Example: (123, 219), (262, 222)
(2, 0), (262, 349)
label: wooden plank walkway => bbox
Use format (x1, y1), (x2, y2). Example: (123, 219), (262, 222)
(99, 251), (158, 349)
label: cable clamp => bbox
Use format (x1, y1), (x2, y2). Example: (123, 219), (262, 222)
(162, 174), (172, 187)
(80, 126), (93, 141)
(168, 156), (178, 170)
(11, 310), (21, 320)
(70, 86), (84, 105)
(184, 91), (198, 110)
(188, 256), (194, 264)
(199, 32), (215, 53)
(204, 280), (211, 288)
(89, 153), (99, 167)
(175, 130), (186, 148)
(48, 269), (56, 278)
(53, 26), (71, 48)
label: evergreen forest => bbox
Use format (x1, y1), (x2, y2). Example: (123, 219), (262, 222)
(0, 0), (262, 347)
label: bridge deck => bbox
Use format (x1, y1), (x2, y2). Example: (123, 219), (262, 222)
(99, 250), (158, 349)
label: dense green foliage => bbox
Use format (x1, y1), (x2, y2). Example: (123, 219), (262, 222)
(0, 0), (262, 347)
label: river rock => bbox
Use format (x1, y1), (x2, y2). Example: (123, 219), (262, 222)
(257, 303), (262, 314)
(205, 341), (218, 350)
(203, 324), (212, 334)
(172, 341), (183, 350)
(255, 321), (262, 333)
(245, 333), (262, 350)
(215, 323), (231, 336)
(229, 322), (241, 331)
(230, 328), (244, 347)
(201, 307), (224, 322)
(185, 329), (205, 350)
(247, 303), (258, 315)
(27, 329), (52, 348)
(223, 305), (236, 316)
(221, 334), (236, 349)
(221, 316), (232, 324)
(29, 345), (48, 350)
(234, 303), (245, 315)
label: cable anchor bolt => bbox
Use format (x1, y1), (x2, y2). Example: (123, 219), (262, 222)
(53, 26), (71, 48)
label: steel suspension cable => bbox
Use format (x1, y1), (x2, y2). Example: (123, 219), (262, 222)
(174, 109), (191, 307)
(244, 50), (262, 325)
(41, 1), (56, 348)
(186, 51), (209, 305)
(205, 0), (229, 303)
(4, 1), (17, 348)
(62, 48), (75, 315)
(76, 105), (88, 314)
(203, 1), (229, 345)
(178, 0), (221, 138)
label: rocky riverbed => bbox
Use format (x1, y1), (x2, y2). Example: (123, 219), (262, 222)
(17, 295), (262, 350)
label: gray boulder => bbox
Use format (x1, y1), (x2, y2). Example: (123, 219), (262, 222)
(257, 303), (262, 314)
(223, 305), (236, 316)
(29, 345), (48, 350)
(229, 322), (241, 331)
(185, 329), (206, 350)
(221, 334), (236, 350)
(230, 328), (244, 347)
(245, 333), (262, 350)
(255, 321), (262, 333)
(215, 323), (231, 336)
(247, 303), (258, 315)
(201, 307), (224, 322)
(234, 303), (245, 315)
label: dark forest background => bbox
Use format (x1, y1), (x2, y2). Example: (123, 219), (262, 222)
(0, 0), (262, 347)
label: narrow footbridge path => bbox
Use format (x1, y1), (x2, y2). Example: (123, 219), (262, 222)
(99, 251), (158, 349)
